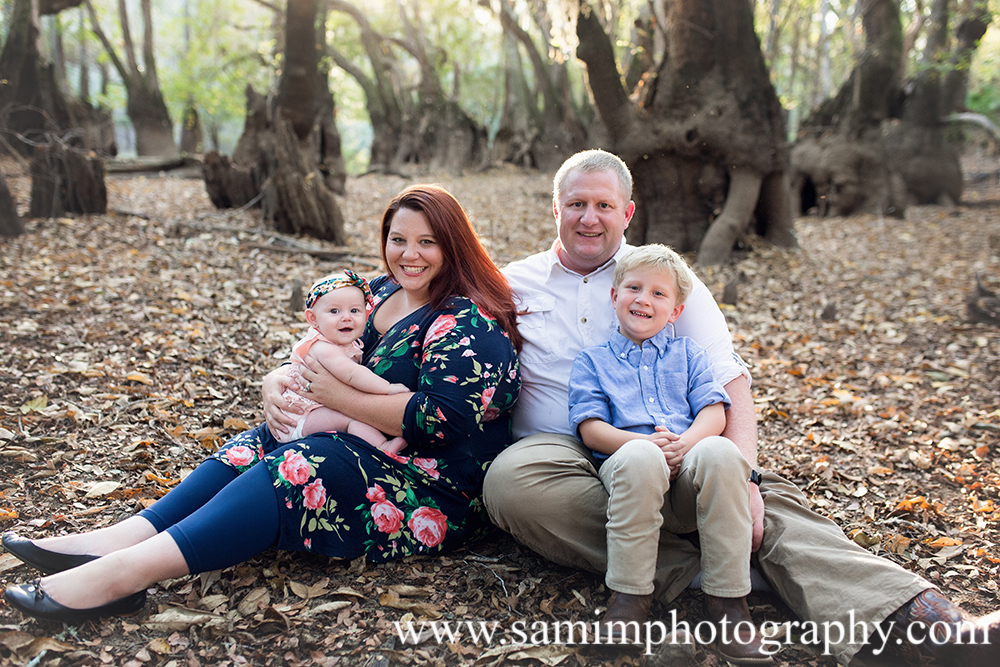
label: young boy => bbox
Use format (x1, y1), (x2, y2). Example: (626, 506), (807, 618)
(568, 245), (769, 663)
(276, 270), (408, 453)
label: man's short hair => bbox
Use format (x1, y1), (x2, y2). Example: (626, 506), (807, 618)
(553, 150), (632, 205)
(613, 244), (694, 304)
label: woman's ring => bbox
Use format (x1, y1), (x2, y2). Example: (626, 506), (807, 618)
(304, 380), (312, 392)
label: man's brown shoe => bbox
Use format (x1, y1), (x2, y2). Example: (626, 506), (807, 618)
(853, 589), (1000, 667)
(703, 594), (774, 665)
(597, 591), (653, 645)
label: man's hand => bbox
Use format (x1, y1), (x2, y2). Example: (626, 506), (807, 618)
(749, 483), (764, 551)
(262, 367), (301, 438)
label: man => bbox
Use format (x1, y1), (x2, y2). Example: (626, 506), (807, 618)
(483, 149), (1000, 665)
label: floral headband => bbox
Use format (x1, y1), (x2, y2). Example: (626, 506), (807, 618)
(305, 269), (373, 310)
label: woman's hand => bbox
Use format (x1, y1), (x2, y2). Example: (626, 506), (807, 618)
(297, 350), (411, 437)
(296, 351), (349, 411)
(262, 366), (301, 438)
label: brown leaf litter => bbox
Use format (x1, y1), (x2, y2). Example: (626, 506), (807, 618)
(0, 155), (999, 666)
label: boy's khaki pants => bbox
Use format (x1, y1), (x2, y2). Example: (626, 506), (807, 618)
(597, 435), (752, 597)
(484, 433), (930, 665)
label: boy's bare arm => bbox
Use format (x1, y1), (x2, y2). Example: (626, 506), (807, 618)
(661, 402), (726, 470)
(578, 418), (680, 457)
(311, 342), (408, 395)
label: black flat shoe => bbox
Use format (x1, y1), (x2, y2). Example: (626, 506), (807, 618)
(2, 532), (99, 574)
(4, 581), (146, 624)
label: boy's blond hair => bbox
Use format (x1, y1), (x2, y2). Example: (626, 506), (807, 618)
(613, 244), (694, 304)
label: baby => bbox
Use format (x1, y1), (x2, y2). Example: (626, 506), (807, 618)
(277, 270), (408, 453)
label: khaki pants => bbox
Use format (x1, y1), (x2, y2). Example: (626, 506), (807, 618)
(483, 433), (931, 665)
(598, 436), (752, 597)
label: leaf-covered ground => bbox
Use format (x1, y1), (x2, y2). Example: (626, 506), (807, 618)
(1, 155), (999, 667)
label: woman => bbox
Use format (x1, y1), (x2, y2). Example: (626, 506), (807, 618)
(3, 185), (522, 623)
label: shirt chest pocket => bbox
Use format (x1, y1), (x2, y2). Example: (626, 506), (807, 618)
(516, 294), (558, 364)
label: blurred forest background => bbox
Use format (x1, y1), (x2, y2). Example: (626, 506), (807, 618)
(2, 0), (997, 166)
(2, 0), (998, 263)
(3, 2), (1000, 664)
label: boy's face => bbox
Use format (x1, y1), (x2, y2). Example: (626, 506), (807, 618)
(611, 268), (685, 344)
(305, 286), (367, 346)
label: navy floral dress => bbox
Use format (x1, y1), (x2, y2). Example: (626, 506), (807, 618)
(209, 277), (520, 562)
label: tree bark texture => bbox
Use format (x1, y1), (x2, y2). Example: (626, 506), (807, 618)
(0, 170), (26, 238)
(203, 85), (346, 243)
(577, 0), (796, 265)
(29, 143), (107, 218)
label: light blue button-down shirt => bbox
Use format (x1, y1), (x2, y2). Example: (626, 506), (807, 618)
(568, 326), (731, 461)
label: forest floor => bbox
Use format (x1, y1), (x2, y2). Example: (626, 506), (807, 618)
(0, 152), (999, 667)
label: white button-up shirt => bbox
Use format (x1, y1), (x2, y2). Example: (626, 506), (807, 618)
(502, 240), (750, 440)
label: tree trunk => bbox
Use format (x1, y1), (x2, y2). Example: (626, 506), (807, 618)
(29, 142), (107, 217)
(790, 0), (987, 215)
(313, 0), (347, 195)
(941, 0), (991, 113)
(0, 0), (112, 156)
(492, 4), (539, 167)
(330, 0), (487, 174)
(395, 0), (488, 174)
(202, 0), (346, 244)
(0, 170), (26, 237)
(83, 0), (177, 157)
(180, 103), (203, 154)
(577, 0), (795, 265)
(491, 0), (588, 171)
(329, 0), (405, 173)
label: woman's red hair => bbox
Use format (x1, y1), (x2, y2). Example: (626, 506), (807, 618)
(381, 185), (523, 351)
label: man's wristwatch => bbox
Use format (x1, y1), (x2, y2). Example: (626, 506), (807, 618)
(749, 470), (763, 486)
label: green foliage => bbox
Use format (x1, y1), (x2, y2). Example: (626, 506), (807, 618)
(968, 22), (1000, 124)
(158, 0), (276, 152)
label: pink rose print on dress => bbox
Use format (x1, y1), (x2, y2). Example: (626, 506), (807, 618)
(407, 506), (448, 548)
(385, 451), (410, 465)
(481, 386), (496, 408)
(226, 445), (255, 467)
(278, 450), (312, 485)
(412, 457), (441, 480)
(483, 407), (500, 422)
(473, 303), (496, 322)
(303, 478), (327, 510)
(367, 484), (405, 533)
(424, 315), (458, 345)
(304, 538), (312, 549)
(372, 500), (406, 534)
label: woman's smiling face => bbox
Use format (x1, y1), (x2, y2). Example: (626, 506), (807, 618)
(384, 207), (444, 303)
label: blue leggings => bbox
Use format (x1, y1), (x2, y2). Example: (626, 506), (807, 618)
(138, 458), (279, 574)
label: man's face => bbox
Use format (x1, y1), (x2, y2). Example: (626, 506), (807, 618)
(554, 168), (635, 274)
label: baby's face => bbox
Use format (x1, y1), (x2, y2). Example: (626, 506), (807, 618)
(308, 286), (368, 345)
